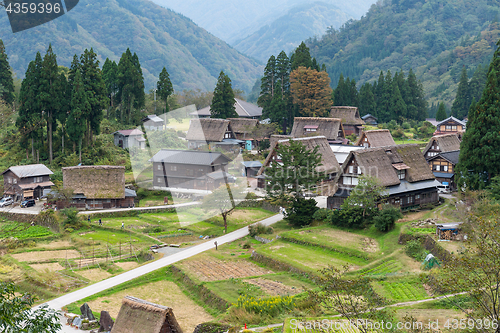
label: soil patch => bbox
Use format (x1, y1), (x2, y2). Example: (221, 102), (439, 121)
(30, 262), (64, 272)
(36, 241), (73, 249)
(362, 238), (379, 253)
(85, 280), (212, 332)
(77, 269), (112, 282)
(12, 250), (80, 262)
(399, 211), (427, 223)
(114, 261), (139, 270)
(181, 259), (273, 282)
(244, 278), (301, 296)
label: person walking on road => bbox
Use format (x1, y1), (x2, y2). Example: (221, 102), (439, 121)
(99, 219), (102, 226)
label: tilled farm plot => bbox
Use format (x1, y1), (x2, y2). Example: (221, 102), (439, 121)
(245, 278), (301, 296)
(30, 262), (64, 272)
(11, 250), (80, 262)
(181, 259), (273, 281)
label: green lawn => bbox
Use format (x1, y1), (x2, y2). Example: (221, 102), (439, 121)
(73, 228), (151, 246)
(372, 277), (429, 302)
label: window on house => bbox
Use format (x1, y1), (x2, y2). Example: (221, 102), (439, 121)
(170, 166), (177, 171)
(13, 178), (17, 184)
(357, 167), (362, 175)
(157, 177), (162, 183)
(186, 169), (194, 176)
(416, 194), (420, 200)
(452, 126), (457, 131)
(446, 125), (452, 130)
(7, 178), (11, 184)
(443, 165), (448, 172)
(348, 166), (354, 174)
(305, 128), (317, 132)
(352, 177), (359, 186)
(343, 176), (352, 185)
(397, 170), (406, 180)
(224, 132), (231, 138)
(157, 164), (161, 171)
(435, 165), (440, 171)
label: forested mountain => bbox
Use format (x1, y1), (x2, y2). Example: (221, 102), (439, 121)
(152, 0), (375, 46)
(0, 0), (262, 92)
(307, 0), (500, 106)
(233, 2), (351, 62)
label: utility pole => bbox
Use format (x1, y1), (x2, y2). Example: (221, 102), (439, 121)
(153, 88), (157, 113)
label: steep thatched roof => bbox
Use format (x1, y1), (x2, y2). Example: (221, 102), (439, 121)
(329, 106), (365, 125)
(336, 144), (435, 189)
(62, 166), (125, 199)
(227, 118), (258, 134)
(110, 296), (183, 333)
(186, 119), (232, 142)
(258, 136), (341, 176)
(423, 134), (461, 156)
(270, 135), (292, 148)
(356, 129), (396, 148)
(290, 117), (344, 140)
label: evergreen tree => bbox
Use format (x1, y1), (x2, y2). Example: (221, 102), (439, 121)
(38, 45), (60, 164)
(377, 71), (393, 122)
(458, 42), (500, 190)
(390, 79), (407, 121)
(406, 69), (427, 120)
(333, 73), (347, 106)
(157, 67), (173, 113)
(468, 64), (488, 105)
(66, 69), (89, 163)
(102, 58), (118, 112)
(435, 102), (447, 121)
(358, 82), (376, 117)
(0, 39), (14, 104)
(275, 51), (292, 132)
(348, 78), (359, 107)
(451, 67), (471, 120)
(56, 72), (69, 154)
(117, 48), (145, 123)
(291, 42), (313, 70)
(258, 55), (276, 113)
(211, 71), (237, 119)
(80, 48), (108, 144)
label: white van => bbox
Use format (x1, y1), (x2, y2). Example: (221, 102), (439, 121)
(437, 185), (450, 193)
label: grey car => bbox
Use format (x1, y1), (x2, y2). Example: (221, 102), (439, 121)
(0, 197), (13, 207)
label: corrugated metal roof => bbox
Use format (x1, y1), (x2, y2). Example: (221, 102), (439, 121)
(19, 181), (55, 189)
(149, 149), (231, 165)
(242, 161), (263, 168)
(143, 115), (164, 123)
(114, 129), (144, 136)
(191, 98), (262, 118)
(3, 164), (53, 178)
(125, 188), (137, 197)
(433, 172), (454, 179)
(386, 179), (441, 196)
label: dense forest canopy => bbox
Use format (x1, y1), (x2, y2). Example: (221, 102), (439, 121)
(307, 0), (500, 106)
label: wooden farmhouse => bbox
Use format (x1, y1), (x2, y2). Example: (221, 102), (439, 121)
(186, 118), (243, 150)
(258, 136), (341, 195)
(113, 129), (146, 149)
(227, 118), (259, 150)
(110, 296), (183, 333)
(191, 98), (262, 119)
(290, 117), (345, 143)
(2, 164), (54, 201)
(329, 106), (365, 136)
(356, 129), (396, 148)
(149, 149), (233, 191)
(433, 116), (466, 137)
(61, 166), (136, 210)
(423, 133), (461, 160)
(362, 114), (378, 125)
(427, 150), (459, 191)
(327, 144), (440, 209)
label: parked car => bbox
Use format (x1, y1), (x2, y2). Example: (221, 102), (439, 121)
(0, 197), (13, 207)
(20, 199), (36, 208)
(437, 185), (451, 194)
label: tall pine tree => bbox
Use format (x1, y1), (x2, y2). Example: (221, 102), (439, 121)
(458, 41), (500, 189)
(157, 67), (173, 113)
(0, 39), (14, 104)
(211, 71), (237, 119)
(451, 67), (471, 120)
(66, 69), (89, 163)
(358, 82), (376, 117)
(290, 42), (313, 70)
(102, 58), (119, 115)
(435, 102), (447, 121)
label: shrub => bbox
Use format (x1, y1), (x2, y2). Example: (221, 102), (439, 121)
(242, 242), (251, 249)
(312, 208), (331, 222)
(61, 208), (85, 231)
(387, 120), (398, 130)
(285, 197), (318, 227)
(405, 240), (426, 260)
(402, 122), (411, 129)
(392, 128), (405, 139)
(248, 223), (273, 237)
(373, 205), (403, 232)
(193, 322), (232, 333)
(235, 295), (295, 317)
(331, 205), (376, 229)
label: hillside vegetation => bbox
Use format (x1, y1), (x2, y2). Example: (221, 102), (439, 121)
(308, 0), (500, 106)
(0, 0), (262, 92)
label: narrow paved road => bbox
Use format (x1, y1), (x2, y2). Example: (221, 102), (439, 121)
(44, 213), (284, 313)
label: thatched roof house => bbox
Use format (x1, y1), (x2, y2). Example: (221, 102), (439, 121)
(110, 296), (183, 333)
(227, 118), (258, 139)
(290, 117), (344, 142)
(327, 144), (440, 209)
(61, 166), (135, 210)
(186, 119), (241, 149)
(269, 135), (292, 148)
(423, 134), (461, 160)
(329, 106), (365, 136)
(259, 136), (341, 176)
(356, 129), (396, 148)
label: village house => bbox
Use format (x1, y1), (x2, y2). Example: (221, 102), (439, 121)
(149, 149), (233, 191)
(2, 164), (54, 202)
(433, 116), (466, 137)
(329, 106), (365, 136)
(423, 133), (461, 160)
(361, 114), (378, 125)
(269, 134), (292, 148)
(113, 129), (146, 149)
(110, 296), (183, 333)
(227, 118), (259, 150)
(190, 98), (263, 119)
(427, 150), (459, 191)
(185, 118), (243, 150)
(142, 114), (165, 131)
(61, 166), (136, 210)
(258, 136), (341, 195)
(356, 129), (396, 148)
(290, 117), (345, 143)
(327, 144), (440, 210)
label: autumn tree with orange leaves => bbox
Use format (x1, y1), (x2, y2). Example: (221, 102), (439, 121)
(290, 66), (333, 117)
